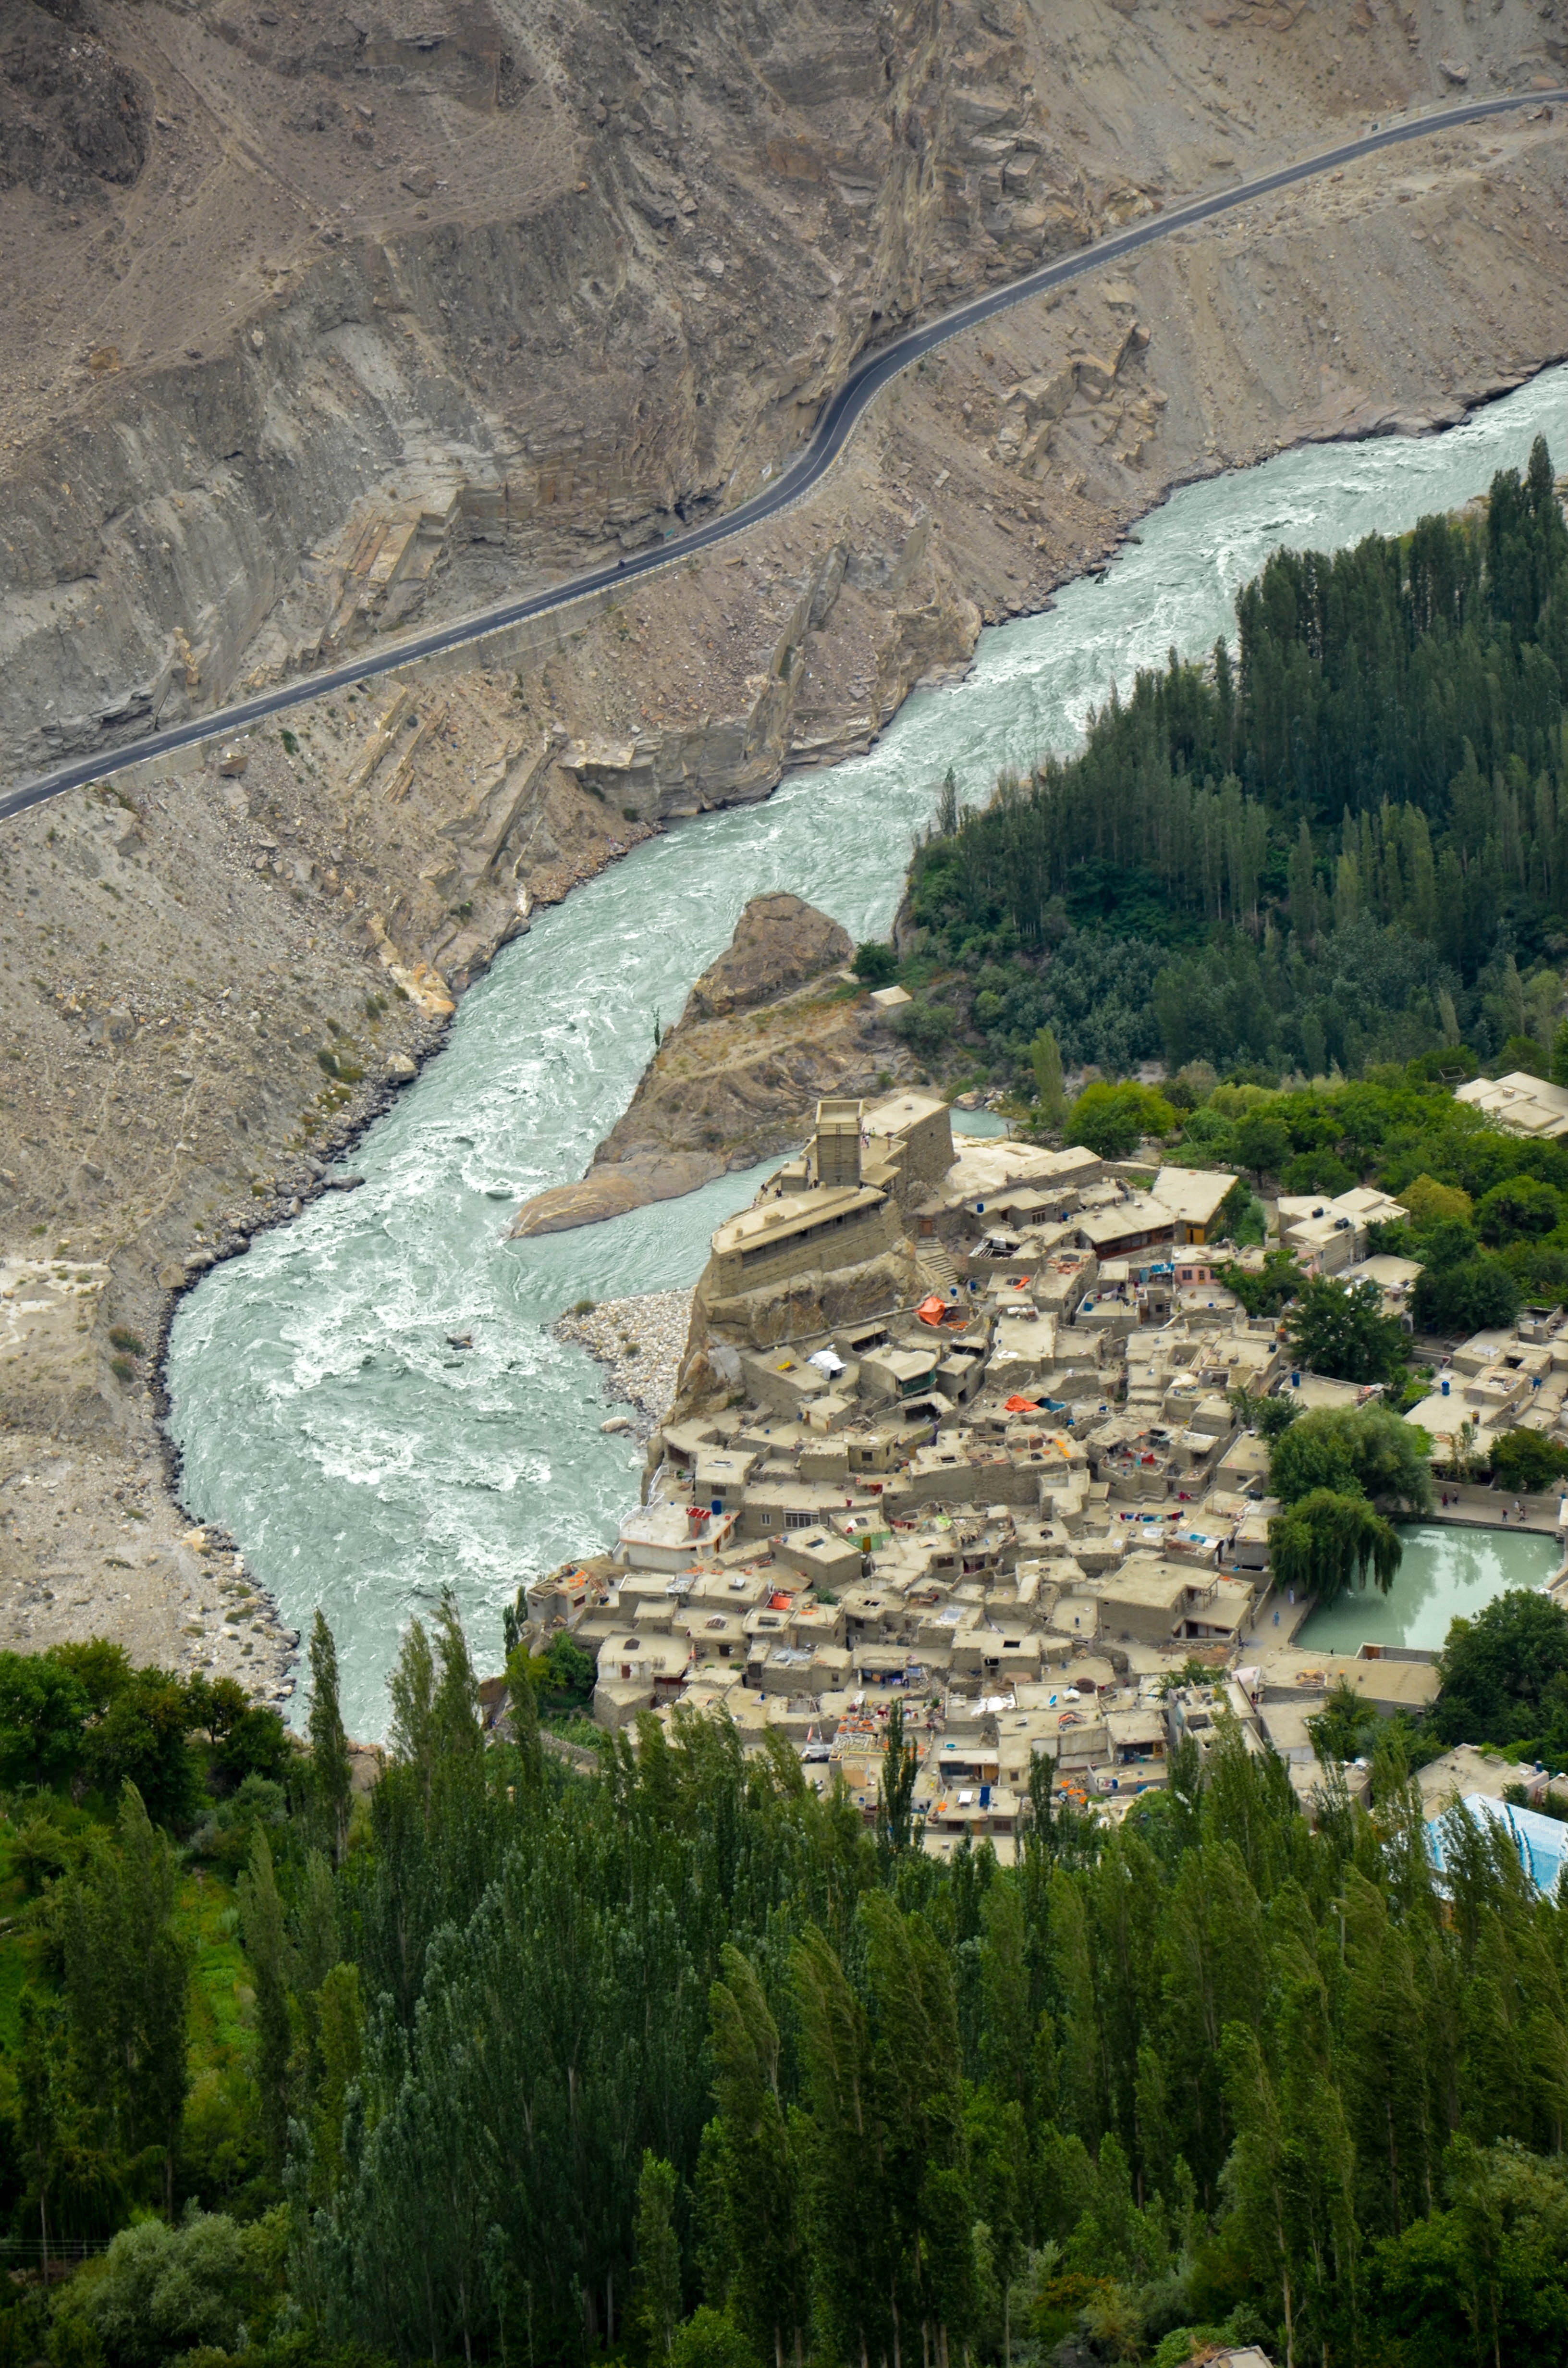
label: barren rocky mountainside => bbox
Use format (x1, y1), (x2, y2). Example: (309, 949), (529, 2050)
(5, 0), (1568, 1678)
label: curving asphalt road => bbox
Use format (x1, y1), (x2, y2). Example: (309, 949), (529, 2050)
(4, 86), (1565, 825)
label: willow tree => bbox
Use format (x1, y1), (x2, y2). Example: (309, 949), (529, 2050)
(1268, 1488), (1402, 1607)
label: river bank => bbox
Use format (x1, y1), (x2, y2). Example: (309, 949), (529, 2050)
(551, 1291), (697, 1436)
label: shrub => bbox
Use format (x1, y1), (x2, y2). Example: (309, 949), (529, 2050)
(852, 941), (898, 986)
(191, 1775), (289, 1876)
(56, 2207), (287, 2368)
(1434, 1589), (1568, 1747)
(1218, 1247), (1302, 1317)
(1253, 1394), (1300, 1443)
(1490, 1428), (1568, 1493)
(1066, 1081), (1177, 1160)
(669, 2308), (762, 2368)
(108, 1328), (145, 1357)
(1475, 1175), (1562, 1246)
(891, 998), (955, 1057)
(1411, 1250), (1520, 1335)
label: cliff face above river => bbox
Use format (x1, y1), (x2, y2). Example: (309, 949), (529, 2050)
(510, 891), (909, 1234)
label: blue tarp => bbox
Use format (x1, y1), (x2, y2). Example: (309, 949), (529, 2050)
(1427, 1794), (1568, 1899)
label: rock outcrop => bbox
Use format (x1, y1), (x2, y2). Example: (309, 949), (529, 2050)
(0, 0), (151, 198)
(510, 892), (896, 1237)
(685, 892), (853, 1019)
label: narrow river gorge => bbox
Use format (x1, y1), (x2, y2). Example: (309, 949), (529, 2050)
(167, 366), (1568, 1734)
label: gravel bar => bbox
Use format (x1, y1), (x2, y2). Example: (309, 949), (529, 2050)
(553, 1288), (694, 1427)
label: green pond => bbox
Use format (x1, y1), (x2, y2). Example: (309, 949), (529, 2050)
(1297, 1523), (1565, 1655)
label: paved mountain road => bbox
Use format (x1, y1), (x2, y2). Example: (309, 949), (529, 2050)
(4, 88), (1565, 825)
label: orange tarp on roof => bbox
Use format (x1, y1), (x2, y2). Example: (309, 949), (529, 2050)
(916, 1295), (949, 1325)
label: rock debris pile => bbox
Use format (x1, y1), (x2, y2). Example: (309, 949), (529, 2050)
(553, 1289), (695, 1427)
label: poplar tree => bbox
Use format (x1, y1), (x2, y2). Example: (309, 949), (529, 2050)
(977, 1880), (1034, 2123)
(387, 1616), (437, 1786)
(706, 1948), (808, 2368)
(61, 1784), (189, 2216)
(792, 1925), (887, 2368)
(874, 1701), (918, 1857)
(310, 1961), (363, 2202)
(237, 1825), (295, 2177)
(1045, 1868), (1101, 2149)
(1335, 1869), (1436, 2236)
(1030, 1027), (1066, 1128)
(15, 1989), (66, 2271)
(631, 2154), (682, 2363)
(307, 1609), (353, 1865)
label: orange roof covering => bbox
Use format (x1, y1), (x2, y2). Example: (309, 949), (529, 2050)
(916, 1294), (948, 1325)
(1004, 1394), (1042, 1414)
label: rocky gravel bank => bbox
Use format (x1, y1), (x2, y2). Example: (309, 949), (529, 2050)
(553, 1290), (694, 1431)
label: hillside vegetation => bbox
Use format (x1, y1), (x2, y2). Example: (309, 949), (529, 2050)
(1, 1598), (1568, 2368)
(902, 438), (1568, 1084)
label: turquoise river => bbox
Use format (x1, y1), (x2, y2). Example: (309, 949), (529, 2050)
(168, 365), (1568, 1732)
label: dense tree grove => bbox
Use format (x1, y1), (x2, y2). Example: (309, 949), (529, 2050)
(6, 1596), (1568, 2368)
(903, 438), (1568, 1079)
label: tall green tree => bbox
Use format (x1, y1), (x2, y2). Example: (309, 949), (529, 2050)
(874, 1700), (918, 1857)
(60, 1786), (190, 2215)
(387, 1616), (437, 1781)
(977, 1880), (1035, 2125)
(15, 1989), (68, 2272)
(307, 1610), (353, 1865)
(1434, 1589), (1568, 1747)
(792, 1925), (889, 2368)
(632, 2153), (684, 2364)
(705, 1949), (808, 2368)
(1270, 1401), (1433, 1513)
(236, 1826), (295, 2178)
(1030, 1026), (1066, 1129)
(1285, 1276), (1408, 1387)
(0, 1652), (89, 1785)
(1268, 1487), (1403, 1607)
